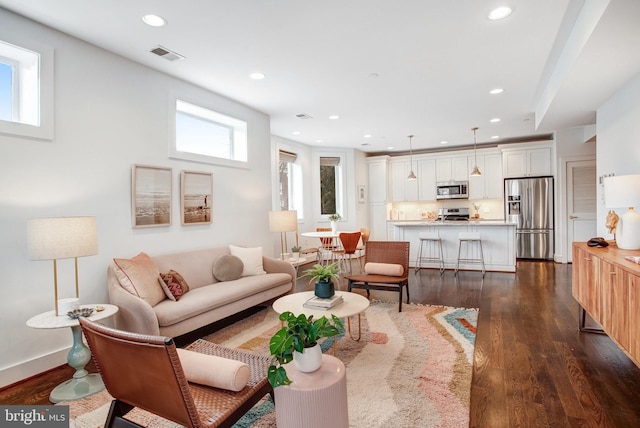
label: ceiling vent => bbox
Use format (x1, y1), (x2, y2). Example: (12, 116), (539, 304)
(295, 113), (313, 120)
(150, 46), (185, 62)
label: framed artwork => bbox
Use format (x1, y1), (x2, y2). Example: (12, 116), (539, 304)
(181, 170), (213, 225)
(358, 184), (366, 203)
(132, 165), (172, 228)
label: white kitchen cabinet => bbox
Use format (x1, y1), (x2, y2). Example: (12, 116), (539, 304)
(367, 157), (389, 203)
(391, 160), (418, 202)
(503, 147), (552, 178)
(436, 156), (468, 182)
(418, 158), (437, 201)
(369, 203), (389, 241)
(469, 153), (503, 199)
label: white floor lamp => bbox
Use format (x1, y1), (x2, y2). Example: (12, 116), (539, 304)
(269, 210), (298, 260)
(604, 174), (640, 250)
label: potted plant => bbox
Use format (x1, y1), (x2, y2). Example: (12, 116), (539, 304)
(268, 311), (344, 387)
(328, 213), (341, 233)
(301, 262), (340, 298)
(291, 245), (302, 260)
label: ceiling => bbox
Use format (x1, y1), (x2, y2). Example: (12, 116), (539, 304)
(1, 0), (639, 153)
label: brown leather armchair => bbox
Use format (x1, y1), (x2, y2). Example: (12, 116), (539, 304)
(79, 317), (272, 428)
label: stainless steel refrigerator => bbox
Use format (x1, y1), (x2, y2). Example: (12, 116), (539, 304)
(504, 176), (554, 259)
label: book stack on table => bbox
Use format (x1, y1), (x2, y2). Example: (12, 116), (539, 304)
(303, 294), (343, 310)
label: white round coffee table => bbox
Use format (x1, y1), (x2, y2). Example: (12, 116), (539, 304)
(273, 291), (370, 352)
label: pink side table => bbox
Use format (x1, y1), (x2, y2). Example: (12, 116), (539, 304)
(274, 354), (348, 428)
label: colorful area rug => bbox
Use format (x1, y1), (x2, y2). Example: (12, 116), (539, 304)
(62, 301), (477, 428)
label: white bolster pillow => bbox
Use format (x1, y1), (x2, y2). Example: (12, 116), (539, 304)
(177, 348), (250, 392)
(364, 262), (404, 276)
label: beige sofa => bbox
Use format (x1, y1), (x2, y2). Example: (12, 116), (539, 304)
(107, 246), (296, 337)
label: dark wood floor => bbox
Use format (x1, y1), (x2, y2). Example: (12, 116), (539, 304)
(3, 261), (640, 427)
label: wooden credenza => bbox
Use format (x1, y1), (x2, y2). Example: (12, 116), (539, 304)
(572, 242), (640, 367)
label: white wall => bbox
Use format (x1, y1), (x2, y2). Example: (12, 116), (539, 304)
(596, 72), (640, 237)
(0, 9), (273, 386)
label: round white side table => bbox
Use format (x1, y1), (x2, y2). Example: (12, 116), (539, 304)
(26, 304), (118, 403)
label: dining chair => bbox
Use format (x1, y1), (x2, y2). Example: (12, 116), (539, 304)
(332, 231), (362, 274)
(317, 227), (339, 264)
(356, 227), (370, 258)
(79, 317), (272, 428)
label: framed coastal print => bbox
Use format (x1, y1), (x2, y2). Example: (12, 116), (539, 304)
(181, 170), (213, 225)
(132, 164), (172, 228)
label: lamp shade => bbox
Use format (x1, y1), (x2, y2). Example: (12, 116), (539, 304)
(268, 210), (298, 232)
(604, 174), (640, 208)
(603, 174), (640, 250)
(27, 217), (99, 260)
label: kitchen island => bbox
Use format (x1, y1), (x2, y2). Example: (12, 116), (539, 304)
(391, 220), (517, 272)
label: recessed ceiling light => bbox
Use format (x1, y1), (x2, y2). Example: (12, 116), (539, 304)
(142, 14), (167, 27)
(292, 131), (301, 135)
(488, 6), (512, 21)
(329, 115), (340, 120)
(489, 88), (504, 95)
(490, 118), (501, 123)
(491, 135), (500, 139)
(440, 141), (449, 145)
(363, 134), (372, 138)
(316, 139), (324, 143)
(249, 72), (266, 80)
(387, 146), (395, 150)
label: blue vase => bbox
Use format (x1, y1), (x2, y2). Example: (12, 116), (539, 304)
(314, 280), (334, 298)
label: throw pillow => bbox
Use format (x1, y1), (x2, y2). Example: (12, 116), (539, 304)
(229, 245), (266, 276)
(176, 348), (250, 392)
(113, 253), (166, 306)
(212, 254), (244, 282)
(158, 275), (181, 301)
(364, 262), (404, 277)
(159, 270), (190, 301)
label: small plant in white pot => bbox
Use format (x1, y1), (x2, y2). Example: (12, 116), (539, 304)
(291, 245), (302, 260)
(268, 311), (344, 387)
(328, 213), (341, 233)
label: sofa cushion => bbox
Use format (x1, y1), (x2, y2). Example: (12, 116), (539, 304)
(212, 254), (244, 282)
(229, 245), (266, 276)
(159, 270), (191, 301)
(158, 275), (180, 301)
(113, 252), (166, 306)
(154, 273), (291, 327)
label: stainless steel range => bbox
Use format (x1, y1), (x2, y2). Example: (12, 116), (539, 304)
(438, 208), (470, 221)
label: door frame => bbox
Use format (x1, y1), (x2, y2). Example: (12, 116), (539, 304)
(557, 154), (596, 263)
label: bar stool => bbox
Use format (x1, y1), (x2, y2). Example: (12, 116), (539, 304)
(455, 232), (485, 277)
(415, 232), (445, 274)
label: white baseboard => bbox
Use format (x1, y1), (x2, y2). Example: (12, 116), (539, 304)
(0, 346), (70, 389)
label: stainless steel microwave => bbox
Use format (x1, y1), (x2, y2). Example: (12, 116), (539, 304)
(436, 181), (469, 200)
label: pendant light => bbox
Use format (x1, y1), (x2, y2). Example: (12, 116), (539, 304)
(470, 127), (481, 176)
(407, 134), (417, 180)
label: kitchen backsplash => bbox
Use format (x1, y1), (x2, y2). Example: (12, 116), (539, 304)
(389, 198), (504, 220)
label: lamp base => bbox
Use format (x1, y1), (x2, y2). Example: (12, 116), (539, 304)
(616, 208), (640, 250)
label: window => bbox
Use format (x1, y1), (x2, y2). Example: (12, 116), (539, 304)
(0, 38), (53, 140)
(279, 150), (303, 218)
(172, 99), (247, 166)
(320, 156), (343, 216)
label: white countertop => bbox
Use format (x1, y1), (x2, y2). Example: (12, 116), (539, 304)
(390, 220), (515, 226)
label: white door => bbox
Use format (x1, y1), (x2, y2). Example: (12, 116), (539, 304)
(567, 159), (597, 261)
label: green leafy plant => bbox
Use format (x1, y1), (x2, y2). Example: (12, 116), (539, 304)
(328, 213), (342, 221)
(291, 245), (302, 253)
(301, 262), (340, 283)
(268, 311), (344, 387)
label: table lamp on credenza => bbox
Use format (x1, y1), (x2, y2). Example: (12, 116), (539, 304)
(604, 174), (640, 250)
(269, 210), (298, 260)
(27, 216), (99, 315)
